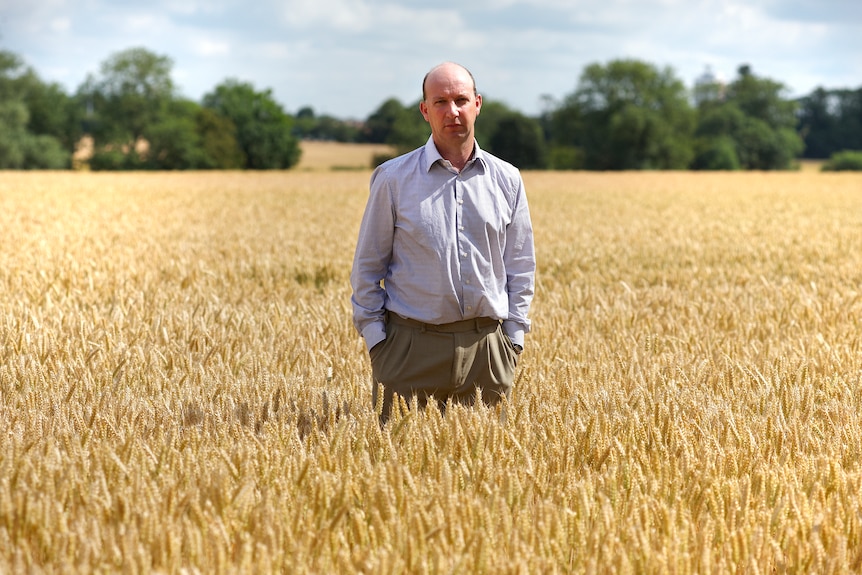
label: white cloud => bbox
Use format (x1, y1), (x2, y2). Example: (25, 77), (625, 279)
(193, 39), (230, 56)
(255, 41), (296, 60)
(163, 0), (207, 16)
(49, 17), (70, 32)
(280, 0), (375, 32)
(122, 13), (169, 33)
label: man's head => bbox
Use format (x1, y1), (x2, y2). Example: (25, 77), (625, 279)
(422, 62), (477, 101)
(420, 62), (482, 150)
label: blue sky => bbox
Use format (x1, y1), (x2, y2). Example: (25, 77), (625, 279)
(2, 0), (860, 120)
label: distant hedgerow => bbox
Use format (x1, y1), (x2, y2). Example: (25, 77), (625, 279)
(821, 150), (862, 171)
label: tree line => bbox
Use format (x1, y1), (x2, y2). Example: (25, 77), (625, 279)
(1, 46), (860, 171)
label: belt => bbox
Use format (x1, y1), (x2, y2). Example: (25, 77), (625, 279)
(386, 312), (499, 333)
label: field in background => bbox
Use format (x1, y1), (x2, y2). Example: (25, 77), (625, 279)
(2, 169), (862, 572)
(73, 139), (394, 171)
(296, 141), (394, 171)
(798, 158), (826, 172)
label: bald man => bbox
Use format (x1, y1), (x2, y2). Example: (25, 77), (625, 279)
(350, 62), (536, 423)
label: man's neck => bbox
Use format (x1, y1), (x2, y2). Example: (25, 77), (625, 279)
(434, 137), (474, 172)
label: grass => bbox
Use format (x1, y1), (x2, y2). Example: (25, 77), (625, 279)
(1, 168), (862, 573)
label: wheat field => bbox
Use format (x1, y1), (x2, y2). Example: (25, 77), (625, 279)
(1, 166), (861, 573)
(294, 141), (395, 172)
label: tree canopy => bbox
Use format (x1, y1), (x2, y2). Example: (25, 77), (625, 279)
(80, 47), (175, 150)
(547, 59), (697, 170)
(796, 87), (862, 159)
(0, 50), (70, 169)
(77, 48), (301, 170)
(483, 104), (547, 169)
(692, 65), (804, 170)
(361, 97), (428, 154)
(203, 79), (301, 170)
(0, 46), (857, 171)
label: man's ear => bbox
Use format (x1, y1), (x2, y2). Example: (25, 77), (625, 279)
(419, 100), (430, 122)
(475, 93), (482, 114)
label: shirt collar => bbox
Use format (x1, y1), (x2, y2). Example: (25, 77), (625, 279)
(423, 135), (487, 173)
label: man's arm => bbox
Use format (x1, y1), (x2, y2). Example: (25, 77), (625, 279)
(502, 176), (535, 349)
(350, 168), (394, 351)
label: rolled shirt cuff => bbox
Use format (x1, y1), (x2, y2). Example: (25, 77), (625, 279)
(502, 320), (525, 349)
(361, 321), (387, 351)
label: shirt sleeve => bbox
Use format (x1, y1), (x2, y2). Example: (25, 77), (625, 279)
(350, 167), (394, 351)
(502, 174), (535, 348)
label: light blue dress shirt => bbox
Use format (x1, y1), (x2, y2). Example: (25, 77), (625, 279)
(350, 136), (535, 351)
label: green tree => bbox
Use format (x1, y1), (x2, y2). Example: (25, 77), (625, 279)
(736, 117), (800, 170)
(80, 47), (176, 154)
(0, 100), (28, 168)
(196, 108), (245, 169)
(362, 98), (427, 153)
(317, 115), (361, 142)
(693, 65), (804, 170)
(550, 59), (695, 170)
(0, 50), (83, 158)
(0, 51), (69, 169)
(79, 48), (246, 171)
(203, 79), (301, 169)
(729, 65), (797, 129)
(821, 150), (862, 171)
(16, 71), (83, 155)
(797, 88), (837, 159)
(0, 100), (69, 169)
(691, 104), (745, 170)
(486, 112), (547, 169)
(540, 95), (583, 169)
(797, 87), (862, 159)
(88, 100), (244, 170)
(362, 98), (406, 143)
(139, 99), (210, 170)
(293, 107), (360, 142)
(388, 102), (428, 153)
(294, 106), (316, 136)
(473, 100), (514, 146)
(691, 136), (741, 170)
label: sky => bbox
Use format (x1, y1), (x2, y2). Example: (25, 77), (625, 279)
(1, 0), (861, 120)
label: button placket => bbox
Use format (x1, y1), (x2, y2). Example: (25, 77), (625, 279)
(455, 177), (471, 313)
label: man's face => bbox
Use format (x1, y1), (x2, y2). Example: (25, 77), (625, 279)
(420, 65), (482, 147)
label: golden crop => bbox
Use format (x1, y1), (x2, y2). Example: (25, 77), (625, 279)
(1, 166), (861, 573)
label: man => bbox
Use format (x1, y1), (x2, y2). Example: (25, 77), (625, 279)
(350, 62), (535, 423)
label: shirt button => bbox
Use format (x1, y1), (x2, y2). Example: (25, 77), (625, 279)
(466, 306), (472, 310)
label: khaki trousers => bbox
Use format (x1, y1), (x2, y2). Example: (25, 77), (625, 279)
(370, 312), (518, 423)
